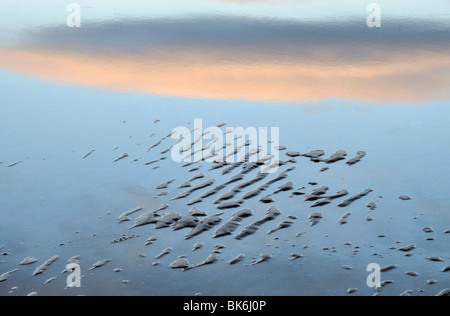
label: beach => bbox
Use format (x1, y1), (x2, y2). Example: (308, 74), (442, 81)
(0, 0), (449, 296)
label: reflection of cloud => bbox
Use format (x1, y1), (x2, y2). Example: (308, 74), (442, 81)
(18, 17), (450, 63)
(1, 46), (447, 103)
(1, 17), (449, 103)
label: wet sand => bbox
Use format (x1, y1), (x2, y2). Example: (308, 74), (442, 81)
(0, 78), (449, 296)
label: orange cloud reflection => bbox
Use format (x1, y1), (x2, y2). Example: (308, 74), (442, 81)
(0, 47), (448, 103)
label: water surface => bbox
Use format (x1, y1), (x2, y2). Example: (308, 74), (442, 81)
(0, 1), (449, 296)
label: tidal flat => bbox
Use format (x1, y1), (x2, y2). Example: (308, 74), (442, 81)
(0, 1), (449, 296)
(0, 78), (449, 295)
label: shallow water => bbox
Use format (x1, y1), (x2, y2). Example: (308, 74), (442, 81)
(0, 1), (449, 296)
(0, 74), (448, 296)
